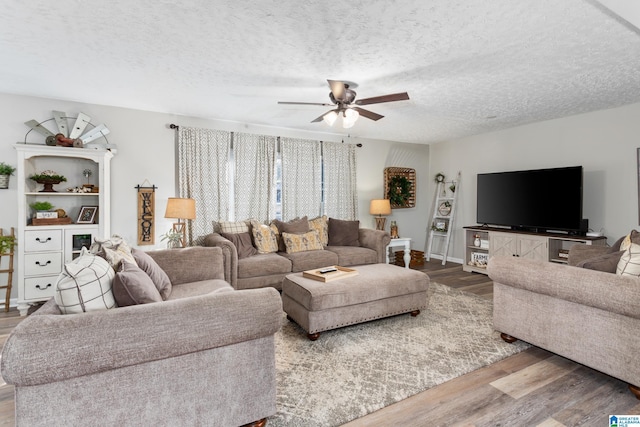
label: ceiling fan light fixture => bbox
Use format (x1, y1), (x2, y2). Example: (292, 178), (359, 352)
(323, 110), (338, 126)
(342, 108), (359, 128)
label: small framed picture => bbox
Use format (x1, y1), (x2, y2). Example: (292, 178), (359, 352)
(77, 206), (98, 224)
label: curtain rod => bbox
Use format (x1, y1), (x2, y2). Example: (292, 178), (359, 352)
(169, 123), (362, 147)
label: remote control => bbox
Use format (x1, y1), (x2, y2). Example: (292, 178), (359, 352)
(319, 268), (337, 274)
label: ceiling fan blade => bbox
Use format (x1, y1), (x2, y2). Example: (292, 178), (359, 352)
(278, 101), (333, 106)
(328, 79), (345, 101)
(311, 112), (328, 123)
(352, 107), (384, 121)
(355, 92), (410, 106)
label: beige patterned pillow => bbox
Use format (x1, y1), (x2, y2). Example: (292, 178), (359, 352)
(90, 235), (136, 270)
(309, 215), (328, 246)
(250, 220), (278, 253)
(617, 243), (640, 277)
(219, 220), (250, 234)
(282, 230), (323, 254)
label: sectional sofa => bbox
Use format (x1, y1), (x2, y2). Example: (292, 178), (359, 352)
(204, 217), (391, 290)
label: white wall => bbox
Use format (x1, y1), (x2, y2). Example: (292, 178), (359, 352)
(0, 92), (431, 300)
(429, 101), (640, 262)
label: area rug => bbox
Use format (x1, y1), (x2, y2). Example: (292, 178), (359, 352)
(268, 282), (530, 426)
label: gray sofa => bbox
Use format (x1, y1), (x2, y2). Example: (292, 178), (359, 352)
(488, 253), (640, 399)
(1, 246), (284, 426)
(205, 228), (391, 290)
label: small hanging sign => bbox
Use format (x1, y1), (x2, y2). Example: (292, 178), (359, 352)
(136, 180), (157, 245)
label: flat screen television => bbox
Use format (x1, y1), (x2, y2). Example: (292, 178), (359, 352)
(476, 166), (585, 234)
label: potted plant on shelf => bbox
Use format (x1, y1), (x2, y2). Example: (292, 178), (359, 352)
(29, 170), (67, 193)
(0, 234), (16, 254)
(0, 162), (16, 189)
(30, 201), (54, 216)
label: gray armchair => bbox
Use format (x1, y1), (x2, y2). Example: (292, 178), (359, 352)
(2, 246), (283, 426)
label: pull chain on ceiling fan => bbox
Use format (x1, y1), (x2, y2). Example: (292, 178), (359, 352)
(278, 80), (410, 128)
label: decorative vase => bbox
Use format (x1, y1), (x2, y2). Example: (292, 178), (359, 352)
(390, 221), (399, 239)
(35, 179), (63, 193)
(0, 175), (9, 189)
(474, 235), (481, 247)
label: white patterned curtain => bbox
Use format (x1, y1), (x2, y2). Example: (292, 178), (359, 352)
(233, 132), (277, 222)
(178, 127), (231, 245)
(280, 137), (322, 220)
(323, 141), (358, 220)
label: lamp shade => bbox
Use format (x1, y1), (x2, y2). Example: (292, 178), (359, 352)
(369, 199), (391, 216)
(165, 198), (196, 219)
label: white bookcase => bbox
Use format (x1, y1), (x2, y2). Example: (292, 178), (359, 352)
(14, 144), (113, 315)
(463, 226), (607, 274)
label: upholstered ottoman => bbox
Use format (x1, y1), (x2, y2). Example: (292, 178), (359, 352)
(282, 263), (430, 340)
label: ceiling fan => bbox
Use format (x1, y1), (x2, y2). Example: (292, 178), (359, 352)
(278, 80), (410, 128)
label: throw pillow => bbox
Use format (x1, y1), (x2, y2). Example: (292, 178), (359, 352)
(616, 243), (640, 277)
(90, 234), (137, 270)
(250, 220), (278, 253)
(218, 220), (250, 234)
(309, 215), (329, 246)
(113, 260), (163, 306)
(54, 248), (116, 314)
(619, 230), (640, 252)
(221, 232), (258, 259)
(577, 250), (625, 273)
(273, 216), (310, 252)
(328, 218), (360, 247)
(132, 248), (172, 300)
(282, 230), (324, 254)
(103, 246), (137, 271)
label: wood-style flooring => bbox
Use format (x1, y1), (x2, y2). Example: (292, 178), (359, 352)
(345, 260), (640, 426)
(0, 260), (637, 426)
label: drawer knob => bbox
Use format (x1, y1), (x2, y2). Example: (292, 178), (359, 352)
(35, 260), (52, 267)
(35, 283), (52, 290)
(35, 237), (52, 243)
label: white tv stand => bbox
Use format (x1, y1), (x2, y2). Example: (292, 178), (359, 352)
(463, 226), (607, 274)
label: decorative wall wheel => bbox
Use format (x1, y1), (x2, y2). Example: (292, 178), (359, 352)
(23, 110), (114, 150)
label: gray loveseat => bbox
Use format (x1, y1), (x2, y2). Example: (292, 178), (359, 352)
(1, 246), (284, 426)
(205, 228), (391, 290)
(488, 253), (640, 399)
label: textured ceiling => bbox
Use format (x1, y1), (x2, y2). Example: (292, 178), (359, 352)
(1, 0), (639, 144)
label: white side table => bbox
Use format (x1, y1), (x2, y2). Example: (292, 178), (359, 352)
(386, 237), (412, 268)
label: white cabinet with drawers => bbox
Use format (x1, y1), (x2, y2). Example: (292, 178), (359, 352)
(14, 144), (113, 315)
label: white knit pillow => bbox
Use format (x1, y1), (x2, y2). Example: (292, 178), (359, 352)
(616, 243), (640, 277)
(54, 249), (117, 314)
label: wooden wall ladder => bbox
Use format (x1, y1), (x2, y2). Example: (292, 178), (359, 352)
(426, 172), (461, 265)
(0, 227), (15, 312)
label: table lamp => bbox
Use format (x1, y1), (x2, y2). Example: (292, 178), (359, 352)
(369, 199), (391, 231)
(164, 197), (196, 247)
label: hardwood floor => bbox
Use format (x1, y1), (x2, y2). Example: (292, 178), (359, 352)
(0, 260), (637, 426)
(345, 259), (640, 427)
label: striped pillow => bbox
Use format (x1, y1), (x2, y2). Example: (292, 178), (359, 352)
(219, 220), (250, 234)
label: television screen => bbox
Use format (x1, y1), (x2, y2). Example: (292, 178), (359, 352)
(476, 166), (583, 232)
